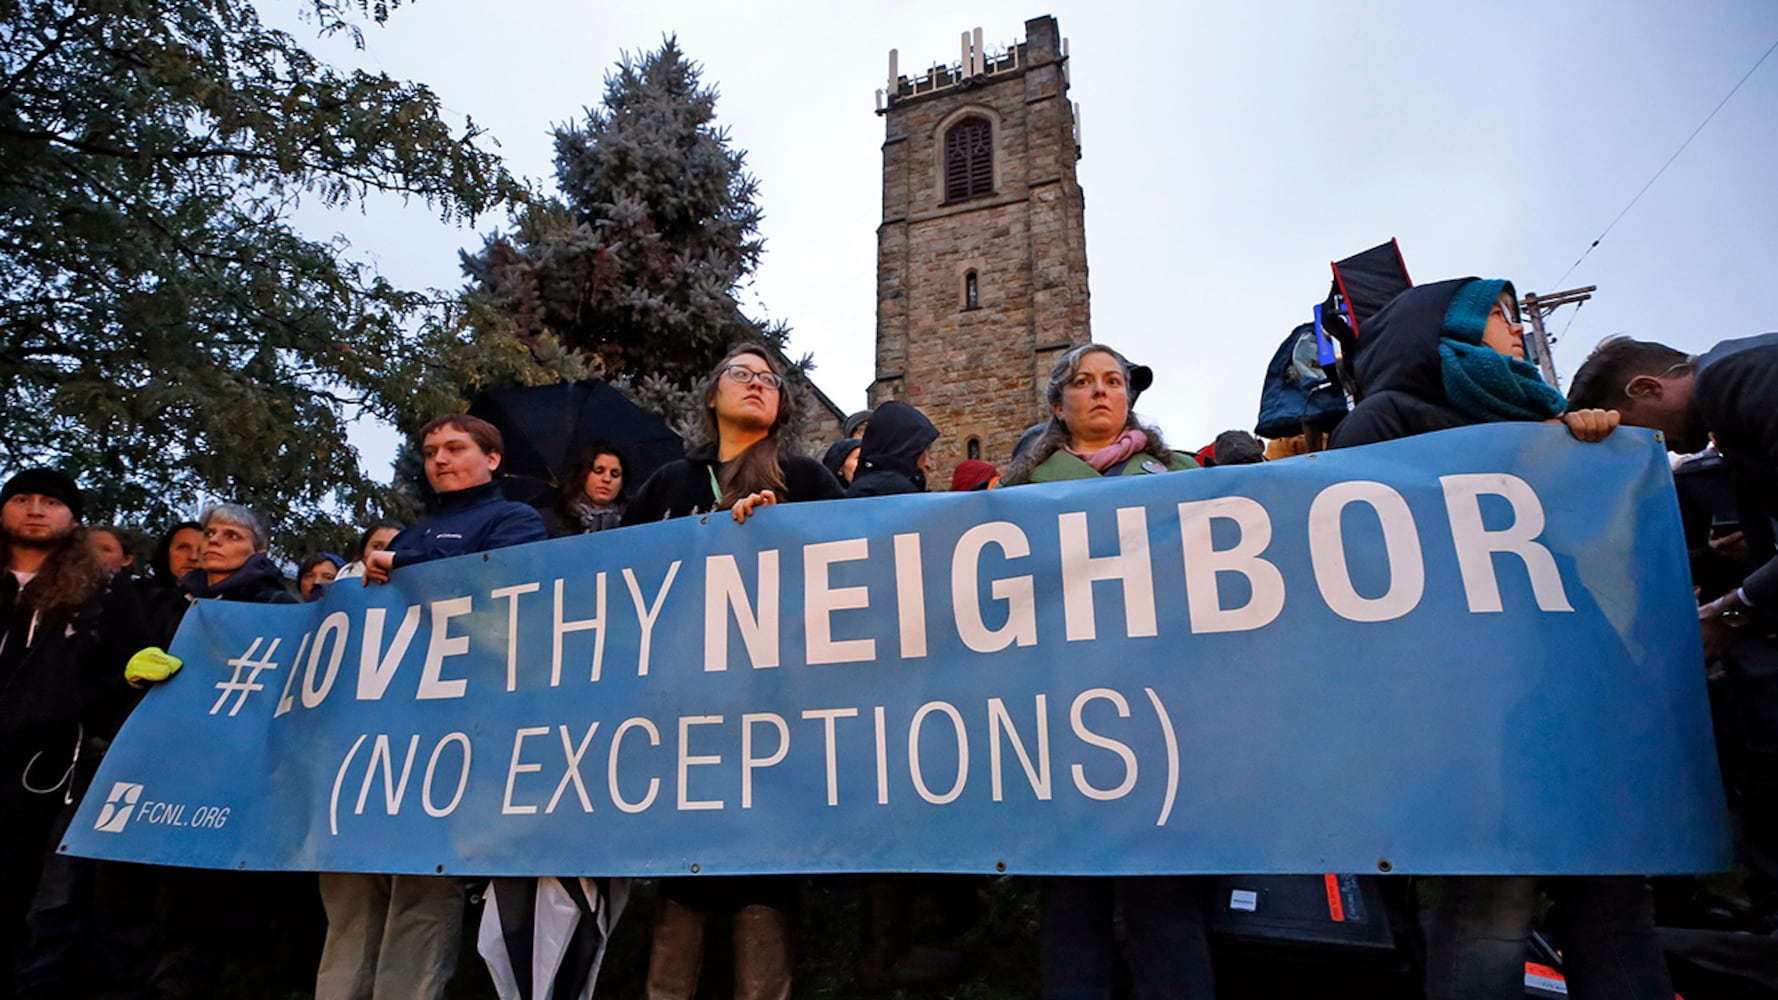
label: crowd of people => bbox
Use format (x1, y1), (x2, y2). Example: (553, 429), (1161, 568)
(1, 278), (1774, 999)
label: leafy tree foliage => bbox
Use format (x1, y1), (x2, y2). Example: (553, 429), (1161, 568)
(460, 37), (782, 388)
(0, 0), (522, 554)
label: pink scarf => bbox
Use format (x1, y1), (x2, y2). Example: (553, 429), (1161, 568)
(1066, 428), (1148, 473)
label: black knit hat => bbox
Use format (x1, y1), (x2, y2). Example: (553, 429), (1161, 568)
(843, 409), (874, 438)
(1, 468), (85, 522)
(1127, 363), (1154, 402)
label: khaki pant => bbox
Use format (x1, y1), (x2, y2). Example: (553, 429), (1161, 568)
(316, 873), (463, 1000)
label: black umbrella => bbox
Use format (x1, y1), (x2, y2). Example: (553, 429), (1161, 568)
(467, 380), (686, 504)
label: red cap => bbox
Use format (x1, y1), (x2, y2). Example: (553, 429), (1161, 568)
(951, 460), (999, 491)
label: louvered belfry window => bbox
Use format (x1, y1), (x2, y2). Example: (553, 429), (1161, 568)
(944, 118), (994, 203)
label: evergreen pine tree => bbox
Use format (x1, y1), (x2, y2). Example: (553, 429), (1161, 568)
(461, 37), (784, 391)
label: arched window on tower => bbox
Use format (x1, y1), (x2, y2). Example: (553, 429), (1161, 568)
(943, 117), (994, 203)
(963, 270), (979, 311)
(967, 437), (982, 460)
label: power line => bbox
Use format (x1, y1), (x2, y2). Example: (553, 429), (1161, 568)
(1556, 299), (1582, 347)
(1553, 35), (1778, 287)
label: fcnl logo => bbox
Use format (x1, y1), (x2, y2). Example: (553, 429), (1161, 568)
(93, 781), (144, 833)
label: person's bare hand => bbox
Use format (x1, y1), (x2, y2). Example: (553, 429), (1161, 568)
(364, 549), (394, 585)
(1700, 613), (1736, 662)
(731, 489), (777, 524)
(1708, 529), (1749, 562)
(1561, 408), (1620, 443)
(1699, 593), (1747, 661)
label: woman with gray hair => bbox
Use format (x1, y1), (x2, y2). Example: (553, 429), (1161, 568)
(999, 344), (1212, 998)
(177, 503), (296, 604)
(134, 503), (299, 998)
(1000, 343), (1197, 486)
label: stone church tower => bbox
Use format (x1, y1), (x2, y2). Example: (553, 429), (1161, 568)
(871, 16), (1089, 482)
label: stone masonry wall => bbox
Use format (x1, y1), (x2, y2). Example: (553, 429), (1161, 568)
(872, 16), (1089, 487)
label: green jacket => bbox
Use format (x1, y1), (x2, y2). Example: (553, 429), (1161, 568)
(1025, 448), (1197, 483)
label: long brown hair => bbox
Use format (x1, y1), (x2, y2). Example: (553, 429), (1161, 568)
(3, 527), (109, 616)
(701, 344), (795, 507)
(556, 441), (629, 513)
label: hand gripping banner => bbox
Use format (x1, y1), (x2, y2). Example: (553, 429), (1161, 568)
(66, 426), (1731, 877)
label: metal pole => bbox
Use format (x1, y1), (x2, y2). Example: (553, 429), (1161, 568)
(1523, 293), (1559, 387)
(1518, 285), (1595, 389)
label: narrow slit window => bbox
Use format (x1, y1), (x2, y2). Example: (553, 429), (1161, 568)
(967, 438), (982, 460)
(964, 271), (979, 310)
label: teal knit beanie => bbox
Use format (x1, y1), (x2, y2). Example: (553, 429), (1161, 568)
(1443, 278), (1515, 345)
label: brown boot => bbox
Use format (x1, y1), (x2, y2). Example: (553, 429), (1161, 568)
(646, 898), (706, 1000)
(732, 904), (791, 1000)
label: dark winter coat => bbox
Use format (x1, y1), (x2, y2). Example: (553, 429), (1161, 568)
(0, 568), (150, 938)
(137, 577), (194, 649)
(1255, 322), (1348, 439)
(1695, 333), (1778, 607)
(178, 553), (298, 604)
(1672, 449), (1747, 603)
(1328, 278), (1483, 450)
(622, 442), (845, 524)
(0, 572), (146, 762)
(821, 438), (861, 486)
(388, 480), (548, 569)
(542, 501), (623, 539)
(847, 402), (939, 498)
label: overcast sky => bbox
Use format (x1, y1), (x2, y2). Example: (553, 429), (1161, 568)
(270, 1), (1778, 477)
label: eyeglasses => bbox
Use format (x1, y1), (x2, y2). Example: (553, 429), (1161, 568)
(1492, 298), (1522, 326)
(721, 365), (784, 390)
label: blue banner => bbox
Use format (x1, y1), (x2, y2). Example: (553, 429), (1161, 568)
(65, 426), (1730, 877)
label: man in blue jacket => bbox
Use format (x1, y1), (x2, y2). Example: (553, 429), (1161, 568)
(318, 413), (546, 1000)
(363, 414), (547, 582)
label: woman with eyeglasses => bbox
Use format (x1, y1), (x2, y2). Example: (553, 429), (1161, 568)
(1327, 278), (1654, 1000)
(624, 344), (842, 528)
(1328, 277), (1618, 448)
(623, 344), (840, 1000)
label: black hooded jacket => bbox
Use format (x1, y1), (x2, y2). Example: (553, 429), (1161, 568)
(623, 442), (845, 524)
(178, 553), (298, 604)
(821, 438), (861, 486)
(847, 402), (939, 498)
(1328, 278), (1481, 449)
(0, 572), (146, 759)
